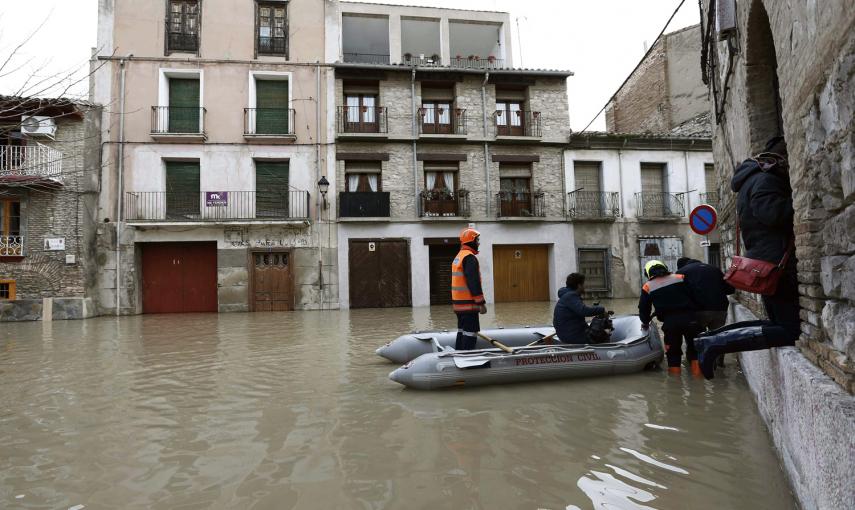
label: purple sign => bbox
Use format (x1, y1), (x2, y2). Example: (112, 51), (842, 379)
(206, 191), (228, 207)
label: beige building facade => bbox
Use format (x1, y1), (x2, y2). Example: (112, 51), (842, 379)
(94, 0), (338, 314)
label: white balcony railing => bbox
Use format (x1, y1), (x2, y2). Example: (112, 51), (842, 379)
(0, 235), (23, 256)
(0, 144), (63, 182)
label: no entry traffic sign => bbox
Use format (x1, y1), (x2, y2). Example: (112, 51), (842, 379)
(690, 204), (718, 235)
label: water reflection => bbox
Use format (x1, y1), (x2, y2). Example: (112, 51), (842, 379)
(0, 302), (795, 509)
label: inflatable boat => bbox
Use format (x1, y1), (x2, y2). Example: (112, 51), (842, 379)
(387, 316), (663, 390)
(377, 325), (555, 364)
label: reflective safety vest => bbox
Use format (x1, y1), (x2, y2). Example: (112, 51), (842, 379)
(451, 248), (484, 313)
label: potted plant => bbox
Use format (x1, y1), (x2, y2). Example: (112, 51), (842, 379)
(488, 55), (496, 63)
(430, 54), (440, 64)
(404, 52), (412, 62)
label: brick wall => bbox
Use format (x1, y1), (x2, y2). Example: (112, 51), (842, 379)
(605, 41), (670, 133)
(0, 108), (101, 301)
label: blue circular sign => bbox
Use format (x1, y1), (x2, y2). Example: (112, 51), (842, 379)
(690, 205), (718, 235)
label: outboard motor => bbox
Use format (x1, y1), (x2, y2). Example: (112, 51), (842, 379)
(587, 304), (614, 344)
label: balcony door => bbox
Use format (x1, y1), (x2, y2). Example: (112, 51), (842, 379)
(496, 101), (524, 136)
(640, 163), (667, 216)
(574, 161), (604, 216)
(421, 101), (452, 134)
(168, 78), (200, 133)
(0, 198), (22, 256)
(423, 164), (458, 216)
(499, 176), (531, 217)
(256, 161), (289, 218)
(165, 161), (200, 219)
(344, 94), (378, 133)
(256, 80), (289, 134)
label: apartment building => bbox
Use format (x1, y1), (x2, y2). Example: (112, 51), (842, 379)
(325, 2), (574, 309)
(0, 97), (101, 321)
(93, 0), (338, 314)
(565, 133), (715, 299)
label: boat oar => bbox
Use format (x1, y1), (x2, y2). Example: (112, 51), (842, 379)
(476, 332), (514, 353)
(525, 332), (557, 347)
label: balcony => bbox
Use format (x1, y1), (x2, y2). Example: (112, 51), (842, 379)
(700, 191), (720, 209)
(257, 36), (287, 56)
(0, 144), (63, 185)
(151, 106), (206, 142)
(635, 192), (685, 220)
(339, 192), (390, 218)
(401, 54), (442, 67)
(496, 110), (542, 138)
(0, 235), (23, 256)
(343, 52), (390, 64)
(244, 108), (296, 142)
(336, 106), (388, 138)
(124, 190), (310, 224)
(419, 189), (470, 218)
(450, 56), (505, 70)
(568, 191), (621, 221)
(419, 107), (467, 136)
(496, 191), (545, 218)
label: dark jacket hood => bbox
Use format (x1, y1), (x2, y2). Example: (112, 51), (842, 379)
(731, 159), (760, 192)
(557, 287), (573, 298)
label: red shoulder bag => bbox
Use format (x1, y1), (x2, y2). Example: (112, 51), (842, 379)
(724, 219), (793, 296)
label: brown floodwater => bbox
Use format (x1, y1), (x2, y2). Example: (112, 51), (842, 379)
(0, 301), (796, 509)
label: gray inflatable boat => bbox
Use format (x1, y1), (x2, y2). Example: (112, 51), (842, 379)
(377, 325), (555, 364)
(388, 316), (663, 390)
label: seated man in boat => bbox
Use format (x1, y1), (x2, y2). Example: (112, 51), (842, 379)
(553, 273), (606, 344)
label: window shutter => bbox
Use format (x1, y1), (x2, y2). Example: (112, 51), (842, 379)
(168, 78), (200, 132)
(256, 80), (289, 134)
(256, 161), (289, 217)
(165, 161), (200, 217)
(574, 162), (601, 192)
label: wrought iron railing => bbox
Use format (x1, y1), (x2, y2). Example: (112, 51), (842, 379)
(244, 108), (296, 135)
(336, 106), (388, 134)
(257, 36), (287, 56)
(167, 32), (198, 53)
(450, 57), (505, 69)
(151, 106), (206, 135)
(419, 107), (467, 135)
(338, 192), (390, 217)
(0, 144), (63, 181)
(419, 189), (470, 217)
(495, 110), (542, 137)
(568, 191), (621, 219)
(124, 190), (310, 222)
(401, 54), (442, 66)
(635, 192), (685, 219)
(343, 52), (390, 64)
(700, 191), (720, 208)
(496, 191), (545, 218)
(0, 235), (23, 256)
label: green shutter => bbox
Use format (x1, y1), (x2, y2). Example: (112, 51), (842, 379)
(256, 161), (289, 217)
(255, 80), (289, 134)
(168, 78), (200, 133)
(166, 161), (200, 218)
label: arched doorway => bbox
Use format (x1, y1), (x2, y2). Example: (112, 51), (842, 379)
(744, 0), (784, 152)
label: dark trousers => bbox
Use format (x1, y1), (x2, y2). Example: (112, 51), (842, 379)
(661, 313), (701, 367)
(455, 313), (480, 350)
(761, 266), (800, 345)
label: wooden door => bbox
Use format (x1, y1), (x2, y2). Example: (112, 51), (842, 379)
(493, 245), (549, 302)
(141, 242), (217, 313)
(349, 240), (411, 308)
(428, 244), (457, 305)
(252, 251), (293, 311)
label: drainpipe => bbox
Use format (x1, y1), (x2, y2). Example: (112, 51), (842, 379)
(617, 147), (625, 216)
(481, 72), (490, 216)
(115, 57), (128, 316)
(411, 68), (418, 215)
(316, 61), (323, 309)
(683, 150), (691, 211)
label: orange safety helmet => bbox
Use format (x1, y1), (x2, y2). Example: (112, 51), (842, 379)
(459, 227), (480, 244)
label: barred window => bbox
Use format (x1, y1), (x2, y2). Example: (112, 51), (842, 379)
(578, 248), (609, 292)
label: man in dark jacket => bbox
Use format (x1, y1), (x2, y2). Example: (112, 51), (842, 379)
(639, 260), (701, 375)
(553, 273), (605, 344)
(695, 137), (799, 379)
(676, 257), (734, 330)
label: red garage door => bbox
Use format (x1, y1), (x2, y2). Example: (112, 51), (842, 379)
(141, 242), (218, 313)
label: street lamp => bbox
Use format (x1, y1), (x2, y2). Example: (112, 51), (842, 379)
(318, 176), (330, 209)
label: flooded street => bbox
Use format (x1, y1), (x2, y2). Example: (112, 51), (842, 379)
(0, 302), (795, 510)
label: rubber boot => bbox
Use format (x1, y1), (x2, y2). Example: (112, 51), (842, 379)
(690, 360), (702, 377)
(694, 327), (767, 380)
(668, 367), (681, 375)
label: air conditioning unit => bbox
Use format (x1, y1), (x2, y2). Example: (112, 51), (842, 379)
(21, 116), (57, 138)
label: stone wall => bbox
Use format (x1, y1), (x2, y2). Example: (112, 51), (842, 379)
(703, 0), (855, 393)
(0, 106), (101, 317)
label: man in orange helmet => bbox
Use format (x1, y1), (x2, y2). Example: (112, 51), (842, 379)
(451, 227), (487, 350)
